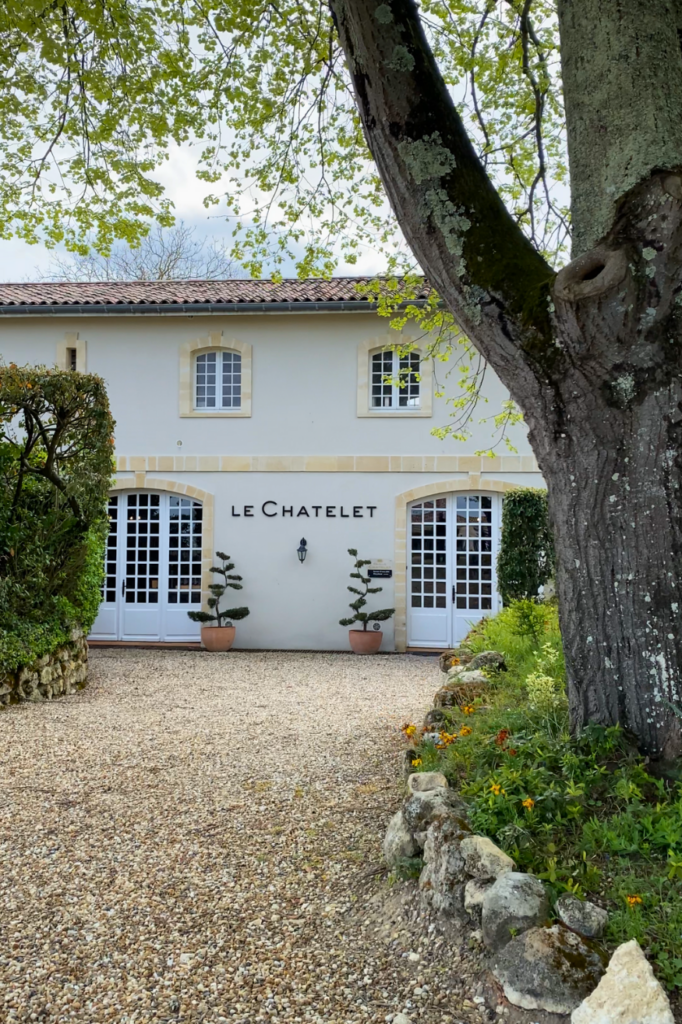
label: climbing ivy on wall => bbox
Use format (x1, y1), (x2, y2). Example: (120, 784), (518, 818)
(497, 488), (555, 604)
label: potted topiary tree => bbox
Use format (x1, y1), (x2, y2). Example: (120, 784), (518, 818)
(339, 548), (395, 654)
(187, 550), (250, 651)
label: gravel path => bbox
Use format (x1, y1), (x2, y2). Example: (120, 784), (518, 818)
(0, 650), (487, 1024)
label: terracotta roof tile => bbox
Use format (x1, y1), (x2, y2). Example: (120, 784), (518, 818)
(0, 277), (430, 309)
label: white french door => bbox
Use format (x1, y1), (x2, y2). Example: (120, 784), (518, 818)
(407, 493), (502, 648)
(89, 492), (203, 642)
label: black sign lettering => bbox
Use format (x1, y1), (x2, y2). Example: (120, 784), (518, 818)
(244, 506), (254, 517)
(282, 506), (294, 517)
(326, 506), (336, 517)
(353, 506), (363, 518)
(297, 506), (310, 517)
(340, 507), (349, 518)
(231, 505), (241, 517)
(312, 506), (322, 517)
(262, 501), (277, 517)
(368, 506), (377, 518)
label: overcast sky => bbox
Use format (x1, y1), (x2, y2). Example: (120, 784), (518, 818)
(0, 143), (387, 283)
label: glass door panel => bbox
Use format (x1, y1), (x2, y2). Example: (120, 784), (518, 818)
(165, 496), (203, 639)
(408, 498), (450, 646)
(121, 493), (162, 639)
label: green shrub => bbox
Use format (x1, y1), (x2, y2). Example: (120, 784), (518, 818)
(0, 619), (71, 676)
(497, 488), (555, 603)
(410, 604), (682, 991)
(0, 364), (114, 673)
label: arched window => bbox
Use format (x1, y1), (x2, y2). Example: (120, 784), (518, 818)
(370, 348), (421, 409)
(195, 350), (242, 410)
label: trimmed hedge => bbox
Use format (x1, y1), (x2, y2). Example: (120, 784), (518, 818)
(0, 364), (114, 676)
(497, 487), (555, 604)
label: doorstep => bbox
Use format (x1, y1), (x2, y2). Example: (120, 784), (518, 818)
(88, 641), (202, 650)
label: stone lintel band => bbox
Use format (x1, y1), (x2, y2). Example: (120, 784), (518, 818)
(115, 454), (539, 474)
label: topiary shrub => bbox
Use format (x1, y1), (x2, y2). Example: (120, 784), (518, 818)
(0, 363), (114, 673)
(497, 488), (555, 604)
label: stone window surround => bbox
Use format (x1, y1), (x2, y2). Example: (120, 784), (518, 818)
(179, 331), (252, 418)
(357, 334), (433, 418)
(56, 331), (87, 372)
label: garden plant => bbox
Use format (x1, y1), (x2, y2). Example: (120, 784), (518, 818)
(339, 548), (395, 631)
(0, 363), (114, 674)
(405, 601), (682, 993)
(187, 550), (249, 628)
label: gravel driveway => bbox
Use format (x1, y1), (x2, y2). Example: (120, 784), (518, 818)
(0, 650), (486, 1024)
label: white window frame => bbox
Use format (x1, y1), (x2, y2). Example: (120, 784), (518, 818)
(370, 348), (421, 411)
(194, 349), (243, 411)
(356, 335), (433, 418)
(179, 332), (252, 418)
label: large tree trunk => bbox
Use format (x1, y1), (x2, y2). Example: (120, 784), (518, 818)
(330, 0), (682, 759)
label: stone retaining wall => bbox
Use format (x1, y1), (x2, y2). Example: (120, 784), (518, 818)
(0, 631), (88, 706)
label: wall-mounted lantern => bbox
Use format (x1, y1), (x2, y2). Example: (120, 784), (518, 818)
(297, 538), (308, 564)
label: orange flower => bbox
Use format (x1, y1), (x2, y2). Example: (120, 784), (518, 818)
(490, 782), (503, 796)
(401, 723), (417, 738)
(462, 704), (475, 715)
(522, 798), (535, 810)
(508, 748), (518, 757)
(459, 726), (472, 737)
(411, 758), (423, 768)
(495, 728), (511, 746)
(626, 895), (643, 908)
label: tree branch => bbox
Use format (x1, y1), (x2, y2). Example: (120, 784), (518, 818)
(329, 0), (557, 395)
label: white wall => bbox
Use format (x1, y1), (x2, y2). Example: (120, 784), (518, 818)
(0, 312), (534, 458)
(137, 469), (542, 650)
(0, 310), (546, 649)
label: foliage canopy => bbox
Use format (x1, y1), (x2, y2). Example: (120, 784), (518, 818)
(0, 1), (566, 270)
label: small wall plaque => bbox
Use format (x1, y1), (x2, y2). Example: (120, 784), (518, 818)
(367, 558), (393, 579)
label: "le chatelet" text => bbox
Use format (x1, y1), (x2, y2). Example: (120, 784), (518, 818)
(231, 502), (377, 518)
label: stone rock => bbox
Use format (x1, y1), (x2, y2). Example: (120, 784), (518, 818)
(407, 771), (448, 795)
(492, 925), (607, 1014)
(571, 939), (674, 1024)
(556, 893), (608, 939)
(383, 811), (419, 866)
(423, 708), (448, 730)
(453, 669), (489, 686)
(392, 1015), (413, 1024)
(433, 672), (489, 709)
(419, 819), (469, 917)
(460, 835), (515, 880)
(482, 871), (549, 951)
(439, 648), (473, 673)
(464, 877), (492, 924)
(402, 788), (468, 838)
(468, 650), (507, 673)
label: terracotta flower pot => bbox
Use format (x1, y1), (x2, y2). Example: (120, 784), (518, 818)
(201, 625), (236, 652)
(348, 629), (383, 654)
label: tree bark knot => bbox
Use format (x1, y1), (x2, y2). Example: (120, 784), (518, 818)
(554, 247), (628, 303)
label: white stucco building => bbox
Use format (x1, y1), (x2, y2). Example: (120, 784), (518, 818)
(0, 278), (543, 650)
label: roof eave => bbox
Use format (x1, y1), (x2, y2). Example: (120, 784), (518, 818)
(0, 299), (428, 317)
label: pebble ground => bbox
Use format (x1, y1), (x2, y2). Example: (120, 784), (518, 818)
(0, 650), (488, 1024)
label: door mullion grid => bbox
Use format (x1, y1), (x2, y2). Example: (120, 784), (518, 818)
(159, 493), (170, 642)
